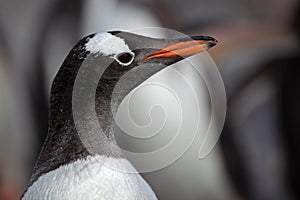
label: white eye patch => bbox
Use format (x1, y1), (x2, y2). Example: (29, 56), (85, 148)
(85, 32), (132, 56)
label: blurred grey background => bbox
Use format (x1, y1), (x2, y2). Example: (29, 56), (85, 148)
(0, 0), (300, 199)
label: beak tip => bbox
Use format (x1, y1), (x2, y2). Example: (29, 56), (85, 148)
(207, 40), (218, 49)
(207, 37), (218, 50)
(191, 35), (218, 49)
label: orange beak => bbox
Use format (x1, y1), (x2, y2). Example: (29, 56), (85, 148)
(144, 36), (217, 61)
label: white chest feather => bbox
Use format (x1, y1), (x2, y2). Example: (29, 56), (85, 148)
(22, 156), (157, 200)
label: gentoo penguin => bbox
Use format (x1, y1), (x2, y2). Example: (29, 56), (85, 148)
(22, 31), (217, 199)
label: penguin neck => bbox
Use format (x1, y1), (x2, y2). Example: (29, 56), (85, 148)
(46, 50), (124, 160)
(27, 35), (125, 189)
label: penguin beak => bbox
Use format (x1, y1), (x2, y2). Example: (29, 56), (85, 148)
(144, 36), (217, 61)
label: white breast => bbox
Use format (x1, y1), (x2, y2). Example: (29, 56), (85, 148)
(22, 156), (157, 200)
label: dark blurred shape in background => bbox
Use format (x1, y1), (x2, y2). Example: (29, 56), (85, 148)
(0, 0), (299, 199)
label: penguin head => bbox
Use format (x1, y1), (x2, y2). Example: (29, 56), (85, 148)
(83, 31), (217, 79)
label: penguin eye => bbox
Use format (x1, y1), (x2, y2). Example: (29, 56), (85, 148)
(115, 52), (134, 66)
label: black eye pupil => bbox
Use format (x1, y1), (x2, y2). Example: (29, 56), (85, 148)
(117, 53), (133, 64)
